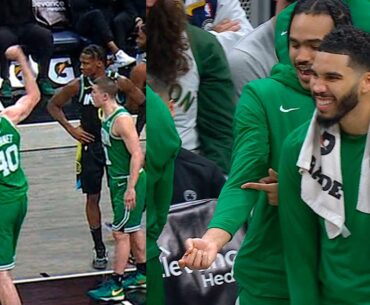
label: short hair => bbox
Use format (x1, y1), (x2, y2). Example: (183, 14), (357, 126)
(81, 44), (106, 64)
(319, 26), (370, 71)
(94, 76), (118, 99)
(291, 0), (352, 28)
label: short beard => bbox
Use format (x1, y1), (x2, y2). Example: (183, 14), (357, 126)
(316, 88), (358, 128)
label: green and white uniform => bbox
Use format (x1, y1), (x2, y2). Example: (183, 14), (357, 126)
(0, 115), (27, 270)
(208, 63), (315, 305)
(279, 122), (370, 305)
(101, 106), (145, 232)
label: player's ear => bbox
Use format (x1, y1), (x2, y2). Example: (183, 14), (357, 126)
(360, 72), (370, 94)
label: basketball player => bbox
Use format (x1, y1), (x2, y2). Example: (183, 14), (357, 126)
(47, 44), (144, 269)
(87, 76), (146, 301)
(0, 45), (40, 305)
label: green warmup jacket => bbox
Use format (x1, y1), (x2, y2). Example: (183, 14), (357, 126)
(146, 86), (181, 261)
(208, 63), (315, 299)
(274, 0), (370, 67)
(279, 121), (369, 305)
(187, 24), (235, 173)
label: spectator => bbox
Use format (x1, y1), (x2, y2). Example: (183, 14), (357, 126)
(148, 0), (235, 173)
(68, 0), (136, 68)
(0, 0), (55, 97)
(113, 0), (145, 52)
(228, 0), (296, 99)
(185, 0), (253, 53)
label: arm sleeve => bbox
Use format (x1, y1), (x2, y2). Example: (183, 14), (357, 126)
(208, 84), (270, 235)
(210, 0), (253, 52)
(190, 27), (235, 173)
(146, 86), (181, 249)
(278, 134), (320, 305)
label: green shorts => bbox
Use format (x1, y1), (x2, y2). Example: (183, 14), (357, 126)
(109, 170), (146, 233)
(0, 194), (27, 270)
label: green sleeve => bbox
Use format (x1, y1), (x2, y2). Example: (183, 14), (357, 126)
(146, 86), (181, 259)
(278, 131), (320, 305)
(208, 84), (270, 235)
(187, 24), (235, 173)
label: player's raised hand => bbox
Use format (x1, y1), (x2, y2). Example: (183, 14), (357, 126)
(178, 238), (218, 270)
(5, 45), (26, 61)
(241, 168), (279, 205)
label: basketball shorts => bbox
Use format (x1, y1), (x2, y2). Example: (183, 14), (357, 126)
(109, 170), (146, 233)
(0, 194), (27, 270)
(79, 142), (106, 194)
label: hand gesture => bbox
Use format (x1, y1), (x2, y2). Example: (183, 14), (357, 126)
(241, 168), (279, 205)
(178, 238), (218, 270)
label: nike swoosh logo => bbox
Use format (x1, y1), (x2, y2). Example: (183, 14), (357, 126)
(280, 105), (300, 113)
(281, 31), (288, 36)
(112, 288), (123, 296)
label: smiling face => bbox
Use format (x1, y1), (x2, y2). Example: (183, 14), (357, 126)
(310, 51), (361, 127)
(289, 13), (334, 90)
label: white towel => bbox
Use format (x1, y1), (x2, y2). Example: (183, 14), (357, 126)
(297, 111), (370, 239)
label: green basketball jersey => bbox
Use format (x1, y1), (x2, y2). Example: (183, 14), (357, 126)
(0, 115), (28, 203)
(101, 107), (131, 178)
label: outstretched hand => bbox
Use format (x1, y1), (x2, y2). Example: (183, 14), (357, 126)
(241, 168), (279, 205)
(178, 238), (218, 270)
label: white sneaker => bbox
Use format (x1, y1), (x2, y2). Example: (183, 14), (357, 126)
(114, 50), (136, 67)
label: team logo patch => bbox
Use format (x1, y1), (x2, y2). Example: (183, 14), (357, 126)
(184, 190), (197, 202)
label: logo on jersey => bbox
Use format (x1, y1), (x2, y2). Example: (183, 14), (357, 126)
(49, 57), (75, 85)
(0, 135), (13, 147)
(279, 105), (300, 113)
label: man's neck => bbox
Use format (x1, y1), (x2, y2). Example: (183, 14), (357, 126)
(102, 100), (119, 118)
(340, 100), (370, 135)
(89, 69), (106, 81)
